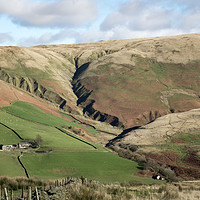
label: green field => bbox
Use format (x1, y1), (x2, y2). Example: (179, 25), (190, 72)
(21, 151), (139, 183)
(0, 152), (25, 177)
(0, 123), (21, 145)
(0, 101), (152, 184)
(3, 101), (77, 127)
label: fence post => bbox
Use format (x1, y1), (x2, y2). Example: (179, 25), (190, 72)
(28, 186), (32, 200)
(21, 186), (24, 199)
(11, 189), (13, 200)
(0, 185), (2, 200)
(4, 187), (8, 200)
(35, 186), (39, 200)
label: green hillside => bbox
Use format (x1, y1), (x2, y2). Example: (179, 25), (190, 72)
(0, 101), (154, 184)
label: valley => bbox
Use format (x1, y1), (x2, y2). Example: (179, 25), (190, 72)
(0, 34), (200, 193)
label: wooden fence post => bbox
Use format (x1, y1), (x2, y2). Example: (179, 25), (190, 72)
(35, 186), (39, 200)
(0, 185), (2, 200)
(28, 186), (32, 200)
(21, 186), (24, 199)
(11, 189), (13, 200)
(4, 187), (8, 200)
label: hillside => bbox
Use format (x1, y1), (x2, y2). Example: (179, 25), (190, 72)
(1, 34), (200, 130)
(0, 34), (200, 182)
(107, 108), (200, 180)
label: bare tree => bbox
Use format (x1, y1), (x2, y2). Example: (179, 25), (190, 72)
(36, 134), (43, 147)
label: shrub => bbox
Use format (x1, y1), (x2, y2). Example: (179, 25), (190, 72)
(143, 158), (160, 172)
(159, 167), (178, 182)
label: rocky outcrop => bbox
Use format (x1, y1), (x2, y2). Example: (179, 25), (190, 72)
(0, 68), (71, 111)
(72, 80), (93, 106)
(71, 58), (124, 128)
(72, 79), (124, 128)
(82, 99), (124, 127)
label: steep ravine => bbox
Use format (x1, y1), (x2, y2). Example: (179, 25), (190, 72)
(72, 62), (124, 128)
(0, 68), (73, 112)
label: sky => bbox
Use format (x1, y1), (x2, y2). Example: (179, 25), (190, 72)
(0, 0), (199, 46)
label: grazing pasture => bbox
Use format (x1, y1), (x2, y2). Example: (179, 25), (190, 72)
(0, 101), (152, 184)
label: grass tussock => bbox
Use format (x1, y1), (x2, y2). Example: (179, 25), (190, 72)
(0, 176), (48, 190)
(41, 177), (199, 200)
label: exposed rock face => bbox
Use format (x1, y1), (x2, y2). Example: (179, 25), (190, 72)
(0, 68), (71, 112)
(72, 79), (124, 128)
(71, 59), (124, 127)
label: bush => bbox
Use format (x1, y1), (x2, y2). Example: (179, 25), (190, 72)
(143, 158), (160, 172)
(159, 167), (178, 182)
(129, 145), (138, 152)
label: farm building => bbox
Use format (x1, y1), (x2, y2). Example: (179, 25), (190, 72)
(18, 142), (32, 149)
(2, 145), (15, 151)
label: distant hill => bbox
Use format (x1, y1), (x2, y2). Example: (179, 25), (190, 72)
(1, 34), (200, 130)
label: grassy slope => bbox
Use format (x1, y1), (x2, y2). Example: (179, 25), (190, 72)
(21, 151), (138, 183)
(158, 130), (200, 154)
(0, 101), (154, 184)
(0, 152), (25, 177)
(0, 123), (21, 144)
(4, 101), (107, 137)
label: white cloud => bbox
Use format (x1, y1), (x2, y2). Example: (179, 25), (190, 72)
(101, 0), (174, 31)
(0, 0), (98, 28)
(2, 0), (200, 46)
(100, 0), (200, 39)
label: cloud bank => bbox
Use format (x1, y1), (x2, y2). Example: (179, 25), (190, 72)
(0, 0), (200, 46)
(0, 0), (97, 28)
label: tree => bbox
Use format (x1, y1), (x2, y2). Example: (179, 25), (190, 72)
(35, 134), (43, 147)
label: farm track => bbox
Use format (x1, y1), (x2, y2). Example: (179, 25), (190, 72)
(0, 122), (24, 140)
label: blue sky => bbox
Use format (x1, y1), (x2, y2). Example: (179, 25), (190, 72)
(0, 0), (199, 46)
